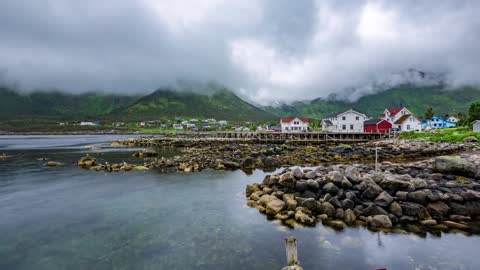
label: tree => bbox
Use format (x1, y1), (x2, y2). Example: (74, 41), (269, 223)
(457, 112), (468, 126)
(468, 101), (480, 124)
(424, 107), (434, 120)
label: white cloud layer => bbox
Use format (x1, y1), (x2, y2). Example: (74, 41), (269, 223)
(0, 0), (479, 104)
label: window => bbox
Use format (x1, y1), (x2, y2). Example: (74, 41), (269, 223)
(407, 125), (411, 130)
(342, 125), (346, 130)
(285, 127), (289, 130)
(350, 125), (354, 130)
(356, 116), (359, 120)
(342, 116), (346, 120)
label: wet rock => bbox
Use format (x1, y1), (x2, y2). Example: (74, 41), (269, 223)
(327, 220), (346, 229)
(369, 215), (392, 228)
(443, 221), (469, 230)
(412, 178), (428, 189)
(305, 171), (317, 179)
(420, 219), (437, 226)
(295, 209), (315, 225)
(389, 202), (403, 217)
(286, 199), (298, 211)
(246, 184), (260, 197)
(46, 161), (64, 167)
(322, 202), (336, 217)
(401, 202), (431, 220)
(344, 209), (357, 224)
(78, 156), (97, 168)
(340, 178), (353, 189)
(266, 199), (286, 215)
(374, 191), (393, 207)
(362, 184), (383, 200)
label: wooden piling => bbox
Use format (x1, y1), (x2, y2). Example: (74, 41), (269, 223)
(282, 236), (303, 270)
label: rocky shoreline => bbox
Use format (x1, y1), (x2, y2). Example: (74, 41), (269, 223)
(108, 137), (478, 173)
(246, 154), (480, 234)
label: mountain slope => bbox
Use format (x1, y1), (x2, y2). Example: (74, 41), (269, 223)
(0, 87), (139, 120)
(265, 85), (480, 119)
(110, 88), (276, 121)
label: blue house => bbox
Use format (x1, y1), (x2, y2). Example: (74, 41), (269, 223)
(421, 115), (457, 130)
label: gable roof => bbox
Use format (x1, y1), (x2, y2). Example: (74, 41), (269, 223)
(280, 117), (308, 123)
(394, 114), (420, 124)
(324, 109), (367, 119)
(323, 119), (333, 125)
(387, 107), (406, 117)
(364, 118), (389, 125)
(324, 112), (340, 119)
(472, 120), (480, 124)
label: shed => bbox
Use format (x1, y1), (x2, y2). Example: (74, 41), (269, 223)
(364, 119), (392, 134)
(473, 120), (480, 132)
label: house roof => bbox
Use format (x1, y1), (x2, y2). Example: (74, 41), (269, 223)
(281, 117), (308, 123)
(386, 107), (405, 117)
(323, 119), (333, 125)
(324, 109), (367, 119)
(324, 112), (340, 118)
(394, 114), (412, 124)
(364, 118), (388, 125)
(472, 120), (480, 124)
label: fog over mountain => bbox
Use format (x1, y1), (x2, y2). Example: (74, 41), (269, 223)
(1, 0), (480, 104)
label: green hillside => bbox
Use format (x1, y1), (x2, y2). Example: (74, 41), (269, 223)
(265, 85), (480, 119)
(0, 87), (138, 120)
(109, 87), (276, 121)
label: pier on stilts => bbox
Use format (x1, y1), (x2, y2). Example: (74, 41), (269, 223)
(158, 131), (383, 144)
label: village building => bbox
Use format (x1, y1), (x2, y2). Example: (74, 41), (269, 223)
(381, 106), (422, 131)
(280, 117), (309, 132)
(80, 121), (99, 126)
(421, 116), (457, 130)
(172, 124), (183, 130)
(473, 120), (480, 132)
(322, 110), (368, 132)
(448, 116), (460, 123)
(363, 119), (392, 134)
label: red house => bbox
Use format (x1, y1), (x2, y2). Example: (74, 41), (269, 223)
(364, 119), (392, 134)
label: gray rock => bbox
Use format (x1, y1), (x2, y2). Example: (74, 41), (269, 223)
(328, 197), (342, 209)
(362, 184), (383, 200)
(305, 171), (317, 179)
(295, 210), (315, 225)
(345, 166), (361, 183)
(327, 171), (344, 184)
(341, 199), (355, 210)
(463, 136), (479, 143)
(380, 176), (413, 191)
(341, 178), (353, 189)
(362, 205), (389, 216)
(433, 156), (476, 177)
(374, 191), (394, 207)
(389, 202), (403, 217)
(407, 190), (427, 204)
(279, 172), (296, 188)
(412, 178), (428, 189)
(294, 181), (307, 192)
(306, 179), (320, 190)
(323, 182), (339, 194)
(321, 202), (336, 217)
(401, 202), (431, 220)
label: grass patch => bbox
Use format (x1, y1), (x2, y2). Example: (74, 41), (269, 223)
(399, 127), (480, 142)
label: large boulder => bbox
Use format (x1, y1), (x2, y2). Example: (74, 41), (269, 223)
(241, 157), (256, 169)
(362, 184), (383, 200)
(345, 166), (361, 183)
(306, 179), (320, 190)
(463, 136), (479, 143)
(433, 156), (476, 177)
(321, 202), (336, 217)
(295, 209), (315, 225)
(344, 209), (357, 224)
(246, 184), (260, 197)
(380, 175), (413, 191)
(400, 202), (431, 220)
(389, 202), (403, 217)
(407, 190), (427, 204)
(263, 156), (278, 168)
(266, 199), (285, 215)
(369, 215), (392, 228)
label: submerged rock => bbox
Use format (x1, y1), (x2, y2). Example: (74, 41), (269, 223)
(78, 156), (97, 168)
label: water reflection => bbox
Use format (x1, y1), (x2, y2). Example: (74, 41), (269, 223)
(0, 136), (479, 270)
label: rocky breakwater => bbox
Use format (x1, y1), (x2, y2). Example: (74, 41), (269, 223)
(246, 154), (480, 234)
(77, 156), (148, 172)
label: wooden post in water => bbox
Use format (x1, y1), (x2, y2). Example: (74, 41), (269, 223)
(282, 236), (303, 270)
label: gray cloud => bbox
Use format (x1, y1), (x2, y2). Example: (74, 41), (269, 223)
(0, 0), (479, 104)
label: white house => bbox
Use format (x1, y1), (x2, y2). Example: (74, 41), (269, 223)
(380, 107), (422, 131)
(173, 124), (183, 130)
(473, 120), (480, 132)
(80, 121), (98, 126)
(280, 117), (309, 132)
(322, 110), (368, 132)
(448, 116), (460, 123)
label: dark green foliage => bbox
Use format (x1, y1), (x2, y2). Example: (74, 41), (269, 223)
(468, 101), (480, 124)
(424, 107), (434, 120)
(0, 87), (138, 120)
(265, 85), (480, 119)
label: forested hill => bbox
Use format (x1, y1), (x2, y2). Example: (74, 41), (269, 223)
(264, 85), (480, 119)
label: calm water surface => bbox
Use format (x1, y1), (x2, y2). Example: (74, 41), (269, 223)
(0, 135), (479, 270)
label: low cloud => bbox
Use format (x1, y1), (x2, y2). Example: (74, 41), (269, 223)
(0, 0), (479, 104)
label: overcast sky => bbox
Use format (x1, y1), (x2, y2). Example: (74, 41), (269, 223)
(1, 0), (479, 104)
